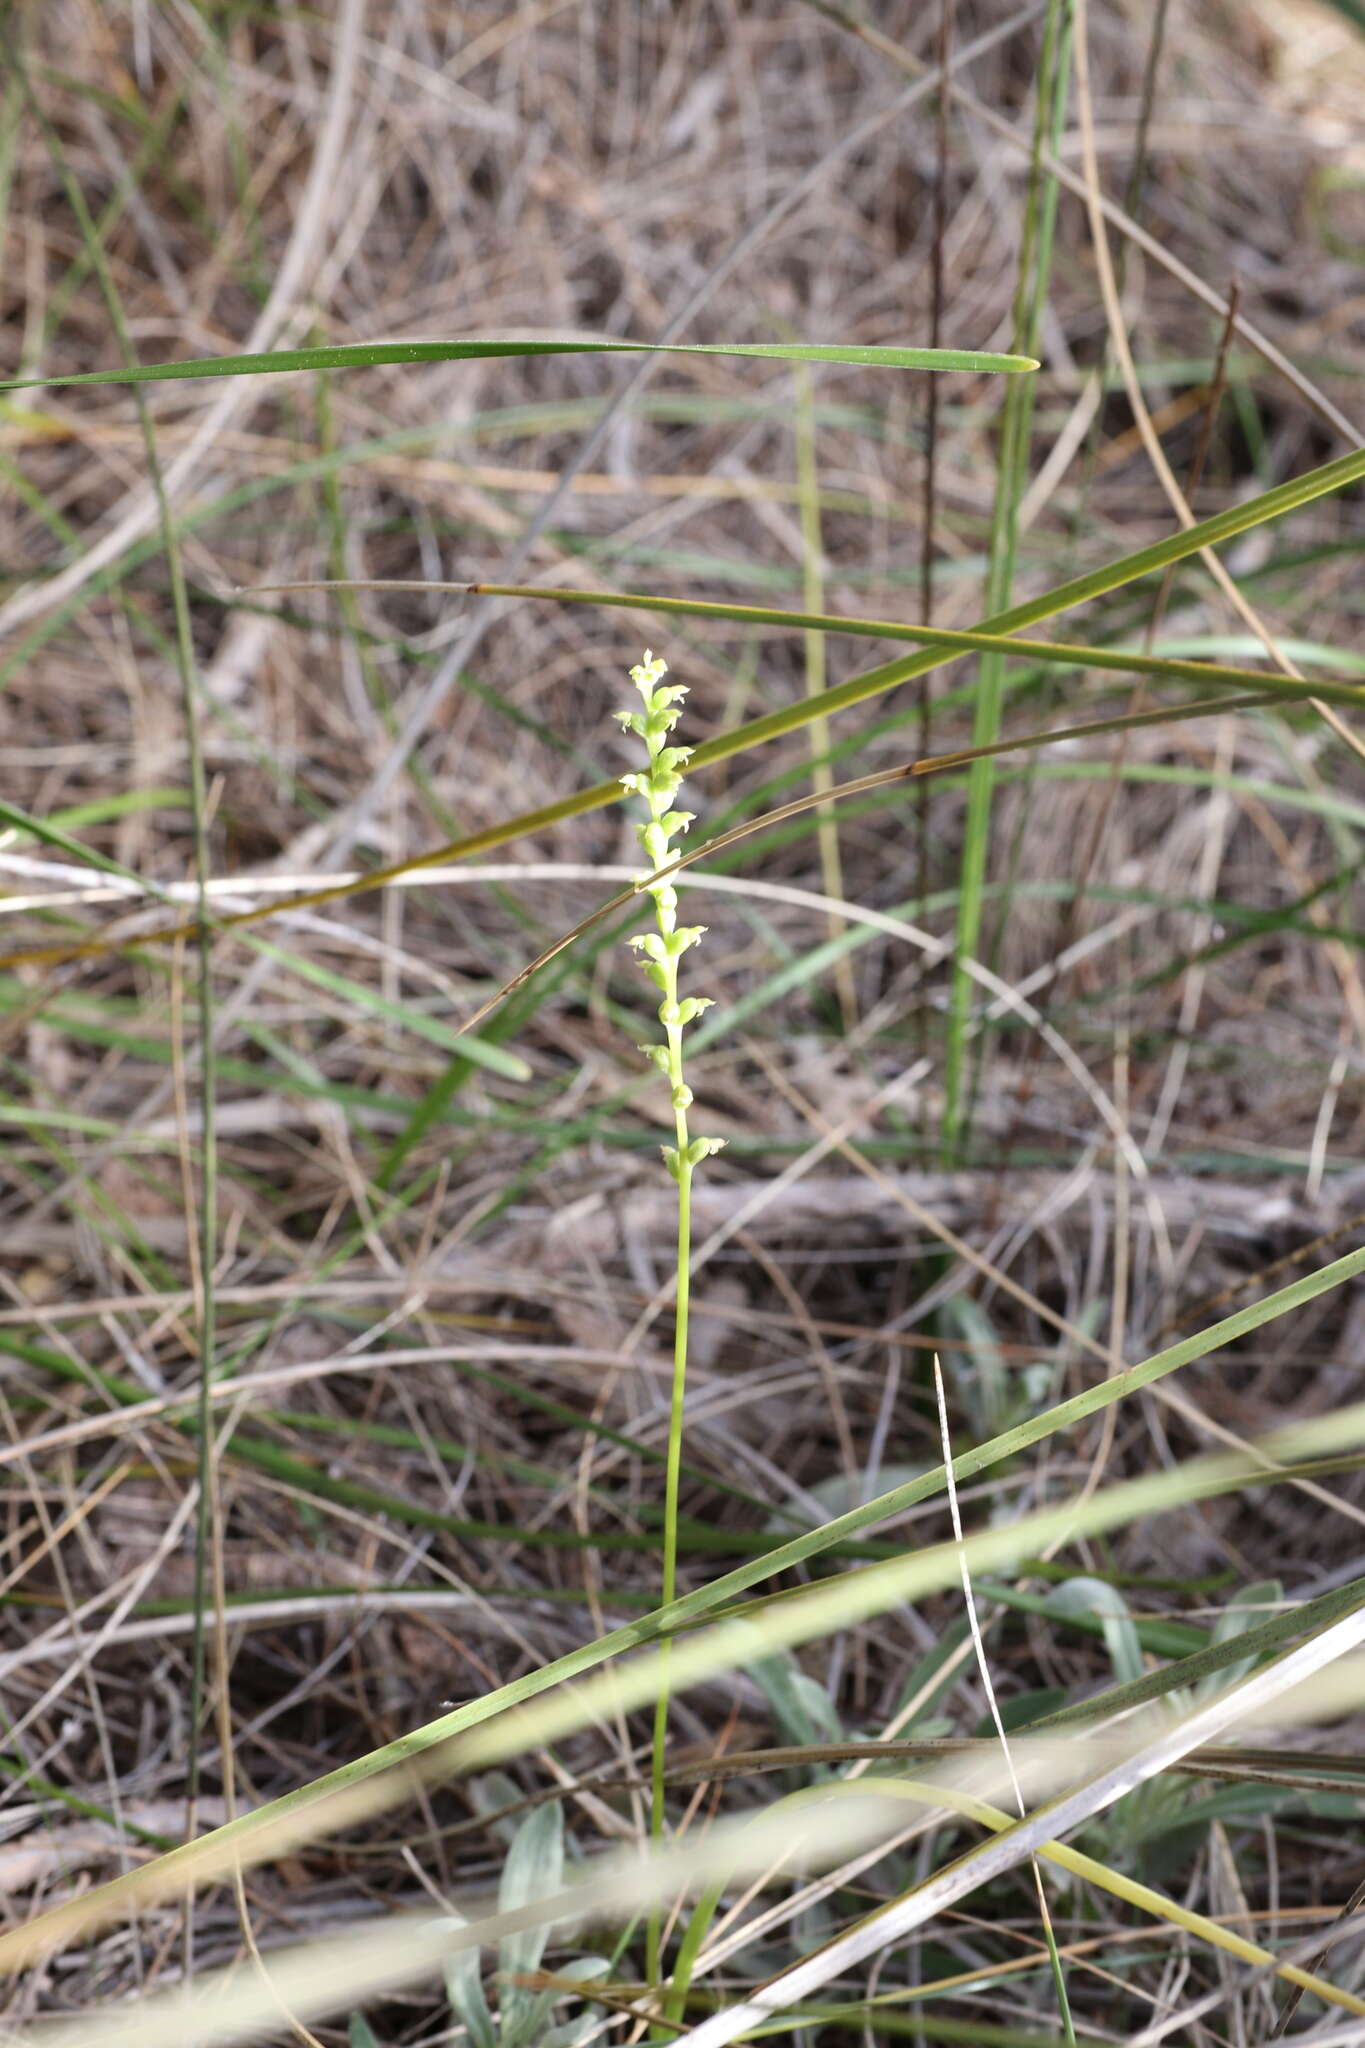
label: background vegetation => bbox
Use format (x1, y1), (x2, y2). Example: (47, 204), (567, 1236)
(2, 1), (1365, 2042)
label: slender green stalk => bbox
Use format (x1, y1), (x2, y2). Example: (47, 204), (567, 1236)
(652, 1160), (693, 1920)
(794, 366), (856, 1026)
(10, 40), (220, 1948)
(615, 653), (725, 1989)
(943, 0), (1071, 1161)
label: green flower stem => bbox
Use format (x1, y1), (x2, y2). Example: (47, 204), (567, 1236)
(649, 1152), (690, 1993)
(616, 652), (724, 1997)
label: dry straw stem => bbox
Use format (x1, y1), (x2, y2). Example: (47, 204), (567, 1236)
(374, 695), (1267, 1049)
(931, 1352), (1073, 2037)
(272, 0), (1048, 851)
(5, 1390), (1365, 1982)
(15, 1583), (1365, 2047)
(1066, 0), (1365, 1074)
(670, 1605), (1365, 2048)
(807, 0), (1360, 443)
(7, 419), (1362, 976)
(0, 680), (1281, 982)
(5, 5), (1364, 2035)
(0, 0), (369, 639)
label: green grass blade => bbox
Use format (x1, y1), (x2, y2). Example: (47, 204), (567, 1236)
(0, 336), (1039, 394)
(11, 37), (226, 1851)
(944, 0), (1071, 1160)
(224, 441), (1365, 892)
(249, 579), (1365, 712)
(9, 1242), (1365, 1960)
(0, 796), (183, 890)
(244, 936), (532, 1082)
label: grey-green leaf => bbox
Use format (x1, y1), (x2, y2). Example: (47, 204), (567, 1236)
(498, 1800), (565, 2030)
(1045, 1576), (1145, 1689)
(1195, 1579), (1284, 1701)
(752, 1652), (844, 1750)
(442, 1918), (497, 2048)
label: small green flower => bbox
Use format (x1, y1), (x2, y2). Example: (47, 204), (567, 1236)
(619, 650), (725, 1179)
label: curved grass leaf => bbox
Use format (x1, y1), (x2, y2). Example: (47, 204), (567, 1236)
(249, 578), (1365, 713)
(2, 444), (1361, 978)
(6, 1259), (1365, 1969)
(0, 335), (1038, 395)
